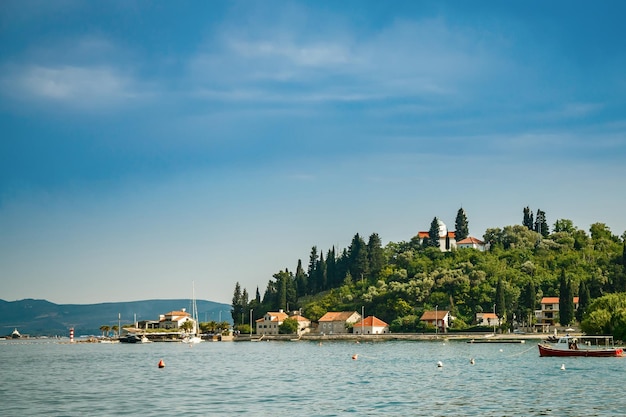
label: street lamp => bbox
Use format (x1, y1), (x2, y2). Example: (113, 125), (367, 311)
(493, 303), (496, 334)
(435, 305), (438, 337)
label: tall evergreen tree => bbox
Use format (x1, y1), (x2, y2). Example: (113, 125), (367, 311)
(523, 206), (534, 230)
(326, 247), (337, 288)
(348, 233), (369, 284)
(558, 270), (574, 325)
(295, 259), (307, 297)
(576, 280), (590, 322)
(521, 280), (536, 324)
(307, 246), (319, 294)
(495, 278), (506, 319)
(316, 252), (327, 291)
(534, 209), (549, 237)
(426, 217), (441, 248)
(231, 282), (243, 325)
(367, 233), (384, 281)
(454, 208), (469, 241)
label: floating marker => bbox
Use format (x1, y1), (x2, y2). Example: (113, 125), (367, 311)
(560, 364), (565, 371)
(352, 354), (358, 360)
(158, 359), (165, 368)
(437, 361), (443, 368)
(470, 358), (475, 365)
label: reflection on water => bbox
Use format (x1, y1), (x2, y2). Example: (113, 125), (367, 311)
(2, 339), (625, 416)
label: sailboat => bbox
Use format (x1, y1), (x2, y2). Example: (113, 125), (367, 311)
(182, 282), (203, 344)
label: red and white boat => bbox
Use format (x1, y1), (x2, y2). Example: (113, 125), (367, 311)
(538, 335), (624, 357)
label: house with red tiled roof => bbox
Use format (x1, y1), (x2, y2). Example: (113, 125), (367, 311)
(475, 312), (500, 327)
(456, 236), (486, 251)
(256, 310), (289, 335)
(352, 316), (389, 335)
(420, 310), (452, 332)
(536, 297), (580, 327)
(288, 313), (312, 335)
(159, 310), (194, 330)
(318, 311), (361, 334)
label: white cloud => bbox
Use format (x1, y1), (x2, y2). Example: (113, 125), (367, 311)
(2, 64), (138, 108)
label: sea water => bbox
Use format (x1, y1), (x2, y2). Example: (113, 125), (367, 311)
(1, 339), (625, 416)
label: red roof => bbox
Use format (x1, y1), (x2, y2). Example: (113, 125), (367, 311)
(417, 231), (456, 239)
(478, 312), (498, 319)
(318, 311), (358, 322)
(541, 297), (580, 304)
(353, 316), (388, 327)
(457, 236), (484, 245)
(420, 310), (449, 320)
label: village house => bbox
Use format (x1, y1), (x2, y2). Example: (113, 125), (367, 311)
(456, 236), (486, 251)
(158, 309), (195, 330)
(536, 296), (580, 328)
(289, 313), (312, 334)
(475, 312), (500, 327)
(352, 316), (389, 335)
(255, 310), (289, 335)
(420, 310), (452, 332)
(317, 311), (361, 334)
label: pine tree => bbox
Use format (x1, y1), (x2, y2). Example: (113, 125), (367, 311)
(454, 208), (469, 241)
(426, 217), (441, 248)
(523, 207), (534, 230)
(316, 252), (327, 291)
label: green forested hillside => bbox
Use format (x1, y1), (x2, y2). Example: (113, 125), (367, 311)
(233, 210), (626, 337)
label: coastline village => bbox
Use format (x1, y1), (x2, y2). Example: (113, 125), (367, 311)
(92, 221), (576, 343)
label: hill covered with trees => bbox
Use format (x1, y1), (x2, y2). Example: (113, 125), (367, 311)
(232, 207), (626, 337)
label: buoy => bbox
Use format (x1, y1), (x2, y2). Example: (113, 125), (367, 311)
(560, 364), (565, 371)
(352, 354), (358, 360)
(158, 359), (165, 369)
(499, 349), (503, 352)
(437, 361), (443, 368)
(470, 358), (475, 365)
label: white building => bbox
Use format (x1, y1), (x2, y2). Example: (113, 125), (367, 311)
(352, 316), (389, 335)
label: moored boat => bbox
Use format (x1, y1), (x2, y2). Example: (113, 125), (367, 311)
(538, 335), (623, 357)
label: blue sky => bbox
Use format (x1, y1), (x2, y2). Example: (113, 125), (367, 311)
(1, 1), (625, 305)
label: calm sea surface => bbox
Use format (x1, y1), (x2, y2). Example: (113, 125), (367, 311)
(1, 338), (625, 416)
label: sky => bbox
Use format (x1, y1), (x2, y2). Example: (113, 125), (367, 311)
(1, 1), (625, 305)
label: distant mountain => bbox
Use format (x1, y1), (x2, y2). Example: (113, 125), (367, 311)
(0, 298), (232, 337)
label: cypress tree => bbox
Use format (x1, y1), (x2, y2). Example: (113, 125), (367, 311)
(426, 217), (441, 248)
(534, 209), (549, 237)
(307, 246), (319, 294)
(295, 259), (307, 297)
(367, 233), (384, 281)
(348, 233), (369, 284)
(231, 282), (242, 325)
(326, 247), (337, 288)
(495, 278), (506, 319)
(454, 208), (469, 241)
(558, 270), (574, 325)
(523, 207), (534, 230)
(576, 280), (590, 322)
(316, 252), (327, 291)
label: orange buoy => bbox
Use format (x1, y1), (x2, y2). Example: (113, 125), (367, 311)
(352, 354), (358, 360)
(158, 359), (165, 368)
